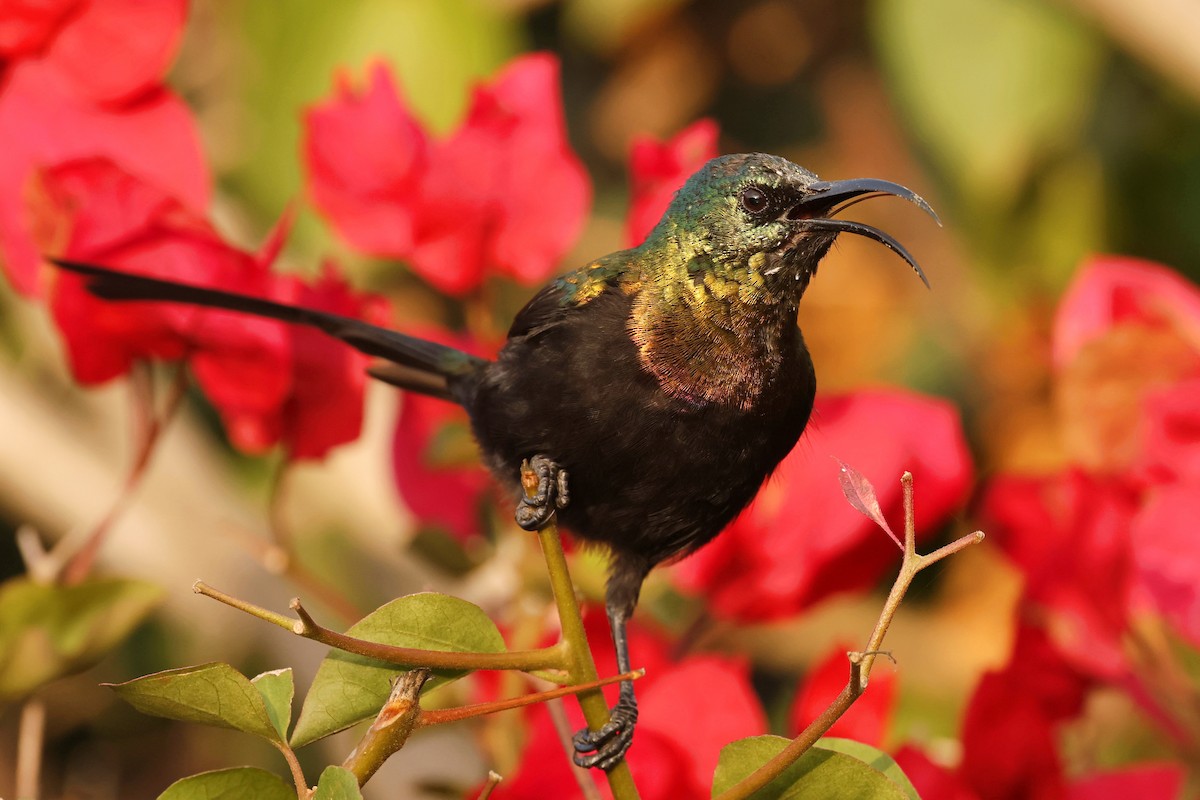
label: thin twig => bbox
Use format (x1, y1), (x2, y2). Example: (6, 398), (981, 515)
(714, 472), (985, 800)
(16, 698), (45, 800)
(419, 670), (643, 726)
(193, 581), (569, 673)
(273, 739), (311, 800)
(546, 697), (605, 800)
(477, 771), (503, 800)
(266, 463), (364, 625)
(61, 364), (188, 584)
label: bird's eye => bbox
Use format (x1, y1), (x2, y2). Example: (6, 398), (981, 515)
(739, 186), (770, 215)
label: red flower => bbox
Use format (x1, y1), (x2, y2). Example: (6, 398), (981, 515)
(1066, 764), (1185, 800)
(892, 746), (979, 800)
(42, 160), (288, 401)
(305, 54), (590, 297)
(230, 260), (393, 460)
(957, 626), (1089, 800)
(672, 389), (972, 621)
(982, 471), (1137, 680)
(790, 644), (897, 747)
(304, 64), (427, 259)
(390, 327), (496, 542)
(625, 119), (719, 246)
(41, 159), (384, 461)
(1132, 481), (1200, 647)
(0, 0), (208, 296)
(1052, 255), (1200, 370)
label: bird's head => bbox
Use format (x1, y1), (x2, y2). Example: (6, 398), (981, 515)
(646, 153), (936, 302)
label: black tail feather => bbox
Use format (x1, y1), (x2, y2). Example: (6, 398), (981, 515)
(51, 259), (486, 393)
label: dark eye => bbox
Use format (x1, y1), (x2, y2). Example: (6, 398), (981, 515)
(739, 186), (770, 215)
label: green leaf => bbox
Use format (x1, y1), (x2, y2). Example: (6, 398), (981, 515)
(313, 766), (363, 800)
(711, 735), (915, 799)
(157, 767), (294, 800)
(252, 668), (295, 740)
(872, 0), (1102, 205)
(108, 663), (282, 743)
(0, 576), (163, 702)
(817, 739), (920, 799)
(291, 592), (505, 747)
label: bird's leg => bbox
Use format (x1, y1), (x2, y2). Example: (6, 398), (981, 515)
(573, 603), (638, 771)
(515, 454), (569, 531)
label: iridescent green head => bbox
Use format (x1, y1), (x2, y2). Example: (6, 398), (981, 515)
(642, 153), (936, 300)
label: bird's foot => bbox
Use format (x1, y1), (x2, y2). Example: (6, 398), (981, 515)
(515, 455), (569, 531)
(572, 695), (637, 771)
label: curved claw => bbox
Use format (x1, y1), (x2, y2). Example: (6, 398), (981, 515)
(572, 696), (638, 771)
(515, 455), (569, 531)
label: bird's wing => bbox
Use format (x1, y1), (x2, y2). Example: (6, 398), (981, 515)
(508, 255), (632, 339)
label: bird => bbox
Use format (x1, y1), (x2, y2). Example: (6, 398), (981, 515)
(52, 152), (936, 771)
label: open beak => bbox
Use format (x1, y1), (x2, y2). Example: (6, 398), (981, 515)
(785, 178), (938, 289)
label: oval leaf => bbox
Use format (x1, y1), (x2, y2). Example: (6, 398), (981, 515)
(711, 735), (914, 799)
(0, 576), (163, 702)
(314, 766), (364, 800)
(291, 592), (505, 747)
(157, 767), (294, 800)
(108, 663), (281, 743)
(252, 668), (295, 740)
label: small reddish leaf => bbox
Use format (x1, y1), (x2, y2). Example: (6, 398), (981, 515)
(835, 458), (902, 548)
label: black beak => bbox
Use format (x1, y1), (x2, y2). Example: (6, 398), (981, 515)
(785, 178), (938, 289)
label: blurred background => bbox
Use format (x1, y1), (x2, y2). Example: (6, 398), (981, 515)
(2, 0), (1200, 797)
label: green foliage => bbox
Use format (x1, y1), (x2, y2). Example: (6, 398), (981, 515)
(290, 592), (506, 747)
(712, 735), (920, 799)
(156, 767), (295, 800)
(872, 0), (1102, 207)
(313, 766), (364, 800)
(107, 663), (288, 744)
(251, 668), (296, 741)
(0, 576), (162, 703)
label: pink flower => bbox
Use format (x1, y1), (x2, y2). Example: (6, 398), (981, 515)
(673, 390), (972, 621)
(0, 0), (208, 296)
(305, 54), (590, 296)
(625, 119), (719, 246)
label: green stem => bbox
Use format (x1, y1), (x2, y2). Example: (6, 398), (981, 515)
(193, 581), (569, 673)
(535, 518), (641, 799)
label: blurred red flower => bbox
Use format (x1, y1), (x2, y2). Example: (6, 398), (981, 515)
(390, 327), (497, 542)
(982, 471), (1137, 680)
(896, 625), (1179, 800)
(672, 389), (972, 621)
(1052, 256), (1200, 370)
(40, 159), (384, 460)
(790, 644), (897, 746)
(305, 53), (590, 296)
(625, 119), (719, 246)
(233, 259), (393, 460)
(0, 0), (208, 296)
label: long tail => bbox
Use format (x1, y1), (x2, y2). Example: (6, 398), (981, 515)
(52, 259), (487, 402)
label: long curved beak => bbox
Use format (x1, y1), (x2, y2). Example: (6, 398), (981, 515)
(786, 178), (939, 288)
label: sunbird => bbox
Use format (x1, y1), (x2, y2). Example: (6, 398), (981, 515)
(54, 152), (936, 770)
